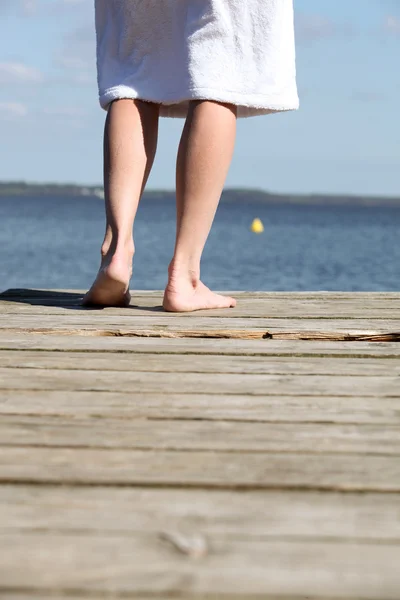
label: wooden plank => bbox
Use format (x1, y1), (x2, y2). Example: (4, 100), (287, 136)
(1, 327), (399, 342)
(1, 446), (399, 490)
(1, 415), (400, 454)
(2, 313), (400, 332)
(0, 532), (399, 598)
(0, 596), (377, 600)
(3, 596), (393, 600)
(1, 350), (399, 376)
(2, 328), (395, 341)
(1, 333), (400, 356)
(1, 315), (399, 340)
(0, 367), (398, 396)
(2, 297), (400, 318)
(2, 485), (400, 540)
(1, 390), (399, 424)
(0, 596), (297, 600)
(0, 596), (357, 600)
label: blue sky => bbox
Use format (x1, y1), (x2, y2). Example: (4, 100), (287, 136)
(0, 0), (399, 196)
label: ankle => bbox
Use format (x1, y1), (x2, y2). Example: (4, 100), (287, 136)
(102, 239), (135, 261)
(167, 259), (200, 289)
(101, 242), (110, 260)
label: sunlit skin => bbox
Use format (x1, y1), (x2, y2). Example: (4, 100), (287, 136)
(83, 98), (237, 312)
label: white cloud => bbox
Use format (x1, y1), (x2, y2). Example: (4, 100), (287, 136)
(21, 0), (37, 16)
(48, 0), (89, 16)
(351, 91), (386, 103)
(0, 0), (89, 17)
(55, 23), (96, 84)
(385, 15), (400, 34)
(27, 0), (89, 16)
(0, 102), (28, 118)
(0, 62), (43, 84)
(59, 0), (86, 5)
(39, 104), (88, 130)
(0, 0), (38, 16)
(295, 14), (353, 44)
(43, 106), (87, 118)
(58, 57), (92, 71)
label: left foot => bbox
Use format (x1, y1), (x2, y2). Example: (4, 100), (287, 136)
(82, 251), (133, 307)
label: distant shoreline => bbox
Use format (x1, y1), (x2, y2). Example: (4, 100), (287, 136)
(1, 181), (399, 207)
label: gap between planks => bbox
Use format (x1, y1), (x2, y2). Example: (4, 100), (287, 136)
(1, 327), (399, 342)
(0, 594), (396, 600)
(2, 346), (400, 358)
(0, 595), (378, 600)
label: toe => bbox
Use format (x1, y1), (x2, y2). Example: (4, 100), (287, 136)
(228, 296), (237, 308)
(218, 294), (236, 309)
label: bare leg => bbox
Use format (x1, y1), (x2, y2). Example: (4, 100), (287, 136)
(83, 99), (159, 306)
(163, 100), (237, 312)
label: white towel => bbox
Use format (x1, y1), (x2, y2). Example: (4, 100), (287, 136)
(95, 0), (299, 118)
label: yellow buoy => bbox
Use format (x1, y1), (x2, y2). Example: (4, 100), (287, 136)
(251, 218), (264, 234)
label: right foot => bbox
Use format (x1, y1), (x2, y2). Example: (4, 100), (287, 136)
(82, 253), (133, 307)
(163, 273), (236, 313)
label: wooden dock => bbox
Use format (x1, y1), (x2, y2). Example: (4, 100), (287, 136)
(0, 288), (399, 599)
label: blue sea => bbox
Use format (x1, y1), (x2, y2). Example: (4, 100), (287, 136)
(1, 193), (400, 292)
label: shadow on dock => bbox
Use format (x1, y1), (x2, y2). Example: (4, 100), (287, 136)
(0, 288), (164, 313)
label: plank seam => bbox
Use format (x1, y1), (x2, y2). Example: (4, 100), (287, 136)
(0, 586), (387, 600)
(2, 311), (400, 319)
(1, 412), (398, 426)
(1, 479), (400, 493)
(1, 365), (398, 377)
(1, 348), (400, 359)
(2, 442), (400, 457)
(1, 387), (398, 398)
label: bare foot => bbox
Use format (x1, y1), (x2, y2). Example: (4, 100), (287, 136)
(82, 254), (132, 307)
(163, 279), (236, 312)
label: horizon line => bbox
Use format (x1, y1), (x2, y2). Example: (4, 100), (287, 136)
(0, 180), (399, 200)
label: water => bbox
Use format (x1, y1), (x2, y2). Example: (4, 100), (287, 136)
(1, 193), (400, 292)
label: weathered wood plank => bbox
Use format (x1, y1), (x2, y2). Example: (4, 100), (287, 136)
(1, 350), (399, 376)
(1, 446), (399, 490)
(1, 297), (400, 318)
(0, 596), (370, 600)
(3, 328), (397, 341)
(1, 415), (399, 454)
(0, 532), (399, 598)
(0, 367), (398, 396)
(4, 596), (394, 600)
(0, 596), (315, 600)
(0, 595), (379, 600)
(1, 390), (399, 424)
(1, 333), (400, 356)
(1, 315), (399, 340)
(2, 313), (400, 332)
(2, 485), (400, 540)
